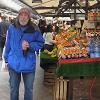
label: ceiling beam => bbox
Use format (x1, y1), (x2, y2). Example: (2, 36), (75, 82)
(40, 12), (85, 17)
(40, 12), (85, 15)
(57, 0), (76, 14)
(32, 0), (42, 3)
(55, 0), (69, 12)
(57, 4), (100, 11)
(62, 0), (78, 13)
(76, 1), (85, 12)
(56, 0), (100, 15)
(18, 0), (32, 9)
(85, 0), (88, 20)
(41, 14), (70, 17)
(64, 6), (86, 9)
(89, 2), (100, 10)
(33, 6), (57, 10)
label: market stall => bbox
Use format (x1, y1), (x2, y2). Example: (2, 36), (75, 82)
(52, 20), (100, 99)
(57, 58), (100, 77)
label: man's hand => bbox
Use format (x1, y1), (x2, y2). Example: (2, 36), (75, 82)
(22, 40), (29, 51)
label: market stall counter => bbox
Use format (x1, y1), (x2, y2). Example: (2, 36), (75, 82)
(57, 58), (100, 77)
(54, 58), (100, 100)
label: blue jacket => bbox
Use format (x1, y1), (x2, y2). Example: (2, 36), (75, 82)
(4, 24), (44, 73)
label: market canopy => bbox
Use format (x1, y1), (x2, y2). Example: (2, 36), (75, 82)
(20, 0), (100, 17)
(0, 0), (99, 18)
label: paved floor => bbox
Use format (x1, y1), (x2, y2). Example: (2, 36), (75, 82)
(0, 55), (53, 100)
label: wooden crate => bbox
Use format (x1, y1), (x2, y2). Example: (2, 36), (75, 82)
(53, 78), (68, 100)
(44, 65), (57, 86)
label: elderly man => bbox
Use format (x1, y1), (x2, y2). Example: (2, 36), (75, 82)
(4, 7), (44, 100)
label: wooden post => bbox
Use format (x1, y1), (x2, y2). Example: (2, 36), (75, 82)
(53, 77), (69, 100)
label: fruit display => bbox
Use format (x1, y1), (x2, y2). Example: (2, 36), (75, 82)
(55, 30), (79, 48)
(88, 11), (100, 21)
(59, 47), (88, 59)
(54, 27), (89, 59)
(43, 27), (89, 59)
(43, 48), (58, 58)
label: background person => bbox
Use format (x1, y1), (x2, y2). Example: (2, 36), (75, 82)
(0, 16), (10, 60)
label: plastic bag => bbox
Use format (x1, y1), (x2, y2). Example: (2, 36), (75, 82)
(1, 46), (8, 72)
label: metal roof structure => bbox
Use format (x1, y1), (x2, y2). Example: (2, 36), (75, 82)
(0, 0), (99, 18)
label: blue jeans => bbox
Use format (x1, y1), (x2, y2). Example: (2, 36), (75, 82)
(8, 68), (35, 100)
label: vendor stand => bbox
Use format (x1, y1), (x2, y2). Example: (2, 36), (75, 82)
(41, 24), (100, 99)
(54, 58), (100, 100)
(52, 25), (100, 100)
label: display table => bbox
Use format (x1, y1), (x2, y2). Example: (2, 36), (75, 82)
(56, 58), (100, 77)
